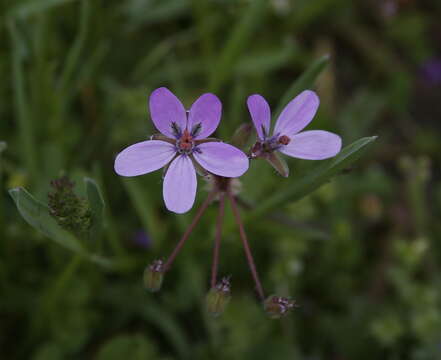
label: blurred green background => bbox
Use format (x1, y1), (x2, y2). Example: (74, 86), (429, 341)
(2, 0), (441, 359)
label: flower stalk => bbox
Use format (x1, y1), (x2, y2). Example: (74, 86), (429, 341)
(163, 190), (217, 271)
(226, 187), (265, 301)
(211, 192), (225, 288)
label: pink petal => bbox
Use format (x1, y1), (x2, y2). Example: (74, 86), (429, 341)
(114, 140), (176, 176)
(163, 155), (197, 214)
(187, 93), (221, 139)
(247, 94), (271, 140)
(274, 90), (319, 136)
(149, 87), (187, 138)
(193, 142), (249, 177)
(278, 130), (342, 160)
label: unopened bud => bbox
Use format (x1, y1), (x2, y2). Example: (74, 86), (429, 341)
(265, 152), (289, 177)
(143, 259), (164, 292)
(48, 176), (92, 237)
(206, 277), (231, 317)
(264, 295), (298, 319)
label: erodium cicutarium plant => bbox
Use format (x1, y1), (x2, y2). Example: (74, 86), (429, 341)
(114, 87), (342, 318)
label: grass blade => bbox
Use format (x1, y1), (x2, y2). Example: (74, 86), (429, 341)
(209, 0), (267, 92)
(8, 20), (38, 185)
(8, 0), (78, 19)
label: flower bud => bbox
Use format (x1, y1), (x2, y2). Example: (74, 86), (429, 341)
(206, 277), (231, 317)
(48, 176), (92, 237)
(143, 259), (164, 292)
(264, 295), (298, 319)
(265, 152), (289, 178)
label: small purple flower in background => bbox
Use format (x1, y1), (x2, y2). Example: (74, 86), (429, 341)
(247, 90), (342, 177)
(114, 87), (249, 214)
(380, 0), (398, 18)
(132, 230), (151, 249)
(420, 58), (441, 86)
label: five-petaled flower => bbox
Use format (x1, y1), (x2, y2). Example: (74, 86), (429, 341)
(114, 87), (249, 214)
(247, 90), (342, 177)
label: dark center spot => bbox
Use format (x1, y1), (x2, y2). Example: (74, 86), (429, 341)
(278, 135), (291, 145)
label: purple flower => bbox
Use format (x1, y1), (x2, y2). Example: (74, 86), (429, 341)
(114, 87), (249, 214)
(132, 230), (151, 249)
(247, 90), (342, 176)
(420, 58), (441, 86)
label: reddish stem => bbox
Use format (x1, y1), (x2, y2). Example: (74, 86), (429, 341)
(211, 193), (225, 288)
(164, 190), (217, 271)
(226, 189), (265, 300)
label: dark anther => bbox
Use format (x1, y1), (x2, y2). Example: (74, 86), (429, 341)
(278, 135), (291, 145)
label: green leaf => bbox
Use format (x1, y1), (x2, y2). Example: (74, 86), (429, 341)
(84, 177), (105, 240)
(246, 136), (378, 221)
(9, 187), (83, 253)
(274, 54), (330, 119)
(9, 187), (114, 268)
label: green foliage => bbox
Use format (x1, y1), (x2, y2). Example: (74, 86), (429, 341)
(9, 187), (84, 253)
(9, 183), (112, 268)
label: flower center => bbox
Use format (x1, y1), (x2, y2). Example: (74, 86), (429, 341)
(251, 134), (292, 158)
(176, 129), (195, 154)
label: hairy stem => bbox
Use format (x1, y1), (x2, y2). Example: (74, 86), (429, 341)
(227, 189), (265, 300)
(211, 193), (225, 288)
(164, 190), (217, 271)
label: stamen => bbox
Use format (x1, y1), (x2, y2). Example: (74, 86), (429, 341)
(171, 122), (182, 138)
(191, 123), (202, 137)
(163, 190), (217, 271)
(261, 124), (268, 139)
(278, 135), (291, 145)
(211, 193), (226, 288)
(226, 188), (265, 300)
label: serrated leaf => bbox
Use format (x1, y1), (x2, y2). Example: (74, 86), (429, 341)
(9, 187), (83, 252)
(246, 136), (378, 221)
(9, 187), (114, 268)
(274, 55), (330, 119)
(84, 177), (105, 240)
